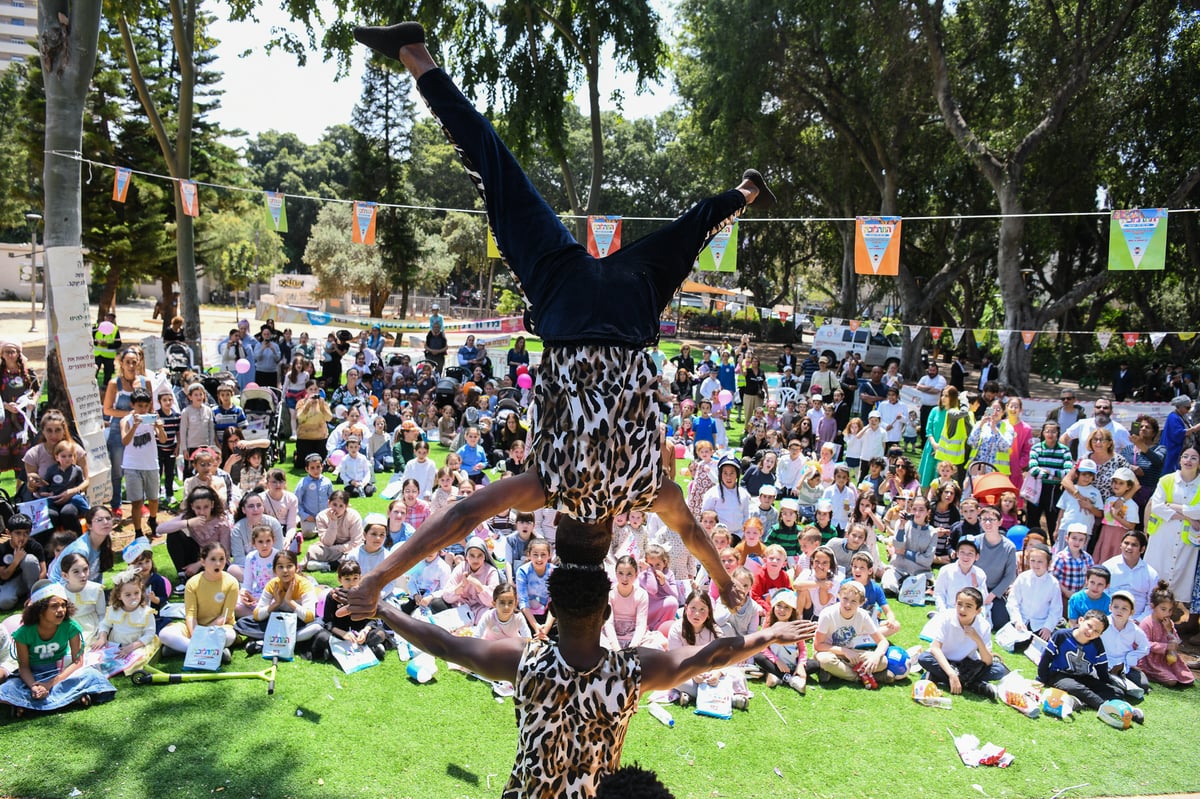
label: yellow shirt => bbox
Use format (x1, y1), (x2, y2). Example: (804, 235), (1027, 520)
(185, 571), (239, 628)
(253, 576), (318, 623)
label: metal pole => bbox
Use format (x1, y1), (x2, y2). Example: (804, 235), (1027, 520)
(25, 212), (41, 333)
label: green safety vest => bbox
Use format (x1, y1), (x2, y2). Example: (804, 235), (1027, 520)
(995, 420), (1015, 474)
(93, 327), (119, 359)
(936, 412), (968, 465)
(1146, 473), (1200, 545)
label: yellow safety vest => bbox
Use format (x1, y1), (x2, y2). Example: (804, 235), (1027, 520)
(936, 412), (968, 465)
(93, 327), (119, 359)
(995, 420), (1015, 474)
(1146, 473), (1200, 545)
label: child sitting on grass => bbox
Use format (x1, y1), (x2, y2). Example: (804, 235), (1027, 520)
(1037, 609), (1138, 720)
(814, 580), (893, 688)
(1137, 581), (1195, 688)
(847, 552), (900, 637)
(312, 560), (390, 663)
(714, 566), (763, 640)
(917, 587), (1007, 699)
(1068, 566), (1112, 627)
(1100, 590), (1150, 701)
(932, 538), (987, 614)
(750, 544), (792, 614)
(1005, 542), (1063, 642)
(754, 589), (813, 695)
(474, 582), (533, 642)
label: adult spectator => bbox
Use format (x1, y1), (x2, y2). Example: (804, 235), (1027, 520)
(741, 355), (766, 424)
(92, 311), (121, 386)
(670, 343), (696, 376)
(506, 336), (530, 384)
(252, 325), (283, 388)
(220, 327), (248, 374)
(877, 385), (907, 448)
(162, 315), (186, 343)
(858, 365), (887, 420)
(1061, 397), (1132, 460)
(1112, 360), (1135, 402)
(776, 343), (798, 374)
(1129, 414), (1165, 521)
(48, 506), (115, 584)
(914, 362), (947, 446)
(1162, 395), (1200, 474)
(1143, 446), (1199, 618)
(949, 352), (967, 391)
(158, 486), (234, 581)
(1062, 427), (1131, 513)
(365, 325), (386, 356)
(809, 356), (838, 401)
(975, 353), (998, 392)
(1045, 388), (1086, 437)
(21, 409), (90, 537)
(799, 348), (820, 392)
(0, 341), (39, 477)
(424, 321), (449, 372)
(457, 334), (487, 373)
(102, 347), (151, 517)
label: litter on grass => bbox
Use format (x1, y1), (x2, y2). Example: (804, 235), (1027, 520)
(948, 729), (1014, 768)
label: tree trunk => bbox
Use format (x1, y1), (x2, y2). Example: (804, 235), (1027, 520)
(98, 266), (121, 319)
(837, 219), (857, 319)
(369, 286), (386, 318)
(995, 185), (1033, 396)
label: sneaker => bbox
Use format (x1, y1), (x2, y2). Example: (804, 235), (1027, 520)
(221, 648), (232, 665)
(788, 671), (807, 695)
(676, 691), (693, 708)
(112, 507), (124, 519)
(1130, 707), (1145, 725)
(731, 695), (750, 711)
(245, 640), (263, 656)
(973, 682), (999, 702)
(304, 560), (332, 573)
(766, 673), (779, 689)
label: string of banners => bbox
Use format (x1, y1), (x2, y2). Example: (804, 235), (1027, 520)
(111, 157), (1173, 277)
(795, 317), (1198, 351)
(853, 210), (1169, 274)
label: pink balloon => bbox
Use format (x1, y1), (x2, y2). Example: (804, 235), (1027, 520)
(718, 390), (734, 407)
(245, 382), (259, 390)
(517, 374), (533, 390)
(97, 321), (115, 335)
(235, 358), (251, 374)
(328, 451), (345, 468)
(674, 443), (687, 460)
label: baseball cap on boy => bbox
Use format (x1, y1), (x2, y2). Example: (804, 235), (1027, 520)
(1076, 459), (1098, 474)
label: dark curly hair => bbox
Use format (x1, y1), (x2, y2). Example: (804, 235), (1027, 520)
(595, 764), (675, 799)
(547, 564), (611, 622)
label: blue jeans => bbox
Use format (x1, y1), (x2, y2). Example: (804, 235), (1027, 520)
(417, 68), (746, 348)
(106, 423), (125, 510)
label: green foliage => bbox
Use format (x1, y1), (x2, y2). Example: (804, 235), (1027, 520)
(302, 203), (384, 299)
(0, 63), (33, 235)
(196, 208), (287, 291)
(496, 289), (525, 315)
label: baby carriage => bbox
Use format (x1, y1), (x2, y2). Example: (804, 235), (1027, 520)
(494, 386), (522, 415)
(241, 386), (287, 466)
(433, 365), (466, 412)
(163, 341), (197, 383)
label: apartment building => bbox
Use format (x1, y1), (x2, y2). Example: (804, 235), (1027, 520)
(0, 0), (37, 71)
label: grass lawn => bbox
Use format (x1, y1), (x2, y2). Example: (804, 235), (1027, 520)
(0, 424), (1194, 799)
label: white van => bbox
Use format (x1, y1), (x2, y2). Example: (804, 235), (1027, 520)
(811, 324), (903, 368)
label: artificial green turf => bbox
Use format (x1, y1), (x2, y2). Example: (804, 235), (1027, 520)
(1, 419), (1196, 799)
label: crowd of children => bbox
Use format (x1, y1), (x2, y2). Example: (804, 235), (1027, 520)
(0, 329), (1196, 741)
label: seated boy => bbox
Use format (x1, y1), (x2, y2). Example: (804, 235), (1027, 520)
(845, 552), (900, 637)
(1099, 590), (1150, 701)
(343, 22), (768, 619)
(828, 522), (871, 574)
(1068, 566), (1112, 627)
(1037, 609), (1142, 721)
(813, 580), (893, 687)
(932, 537), (987, 614)
(1005, 542), (1063, 642)
(0, 514), (45, 611)
(918, 587), (1009, 699)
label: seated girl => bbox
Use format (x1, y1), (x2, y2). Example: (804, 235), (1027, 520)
(60, 553), (105, 646)
(158, 542), (238, 661)
(1137, 581), (1195, 688)
(237, 551), (323, 654)
(236, 524), (279, 619)
(474, 582), (533, 642)
(92, 568), (159, 671)
(602, 556), (662, 651)
(793, 545), (841, 621)
(428, 537), (500, 622)
(0, 582), (116, 717)
(754, 589), (815, 695)
(666, 591), (750, 710)
(515, 538), (554, 641)
(638, 544), (682, 633)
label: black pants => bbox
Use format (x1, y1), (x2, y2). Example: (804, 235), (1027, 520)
(166, 530), (200, 575)
(417, 67), (744, 344)
(1043, 673), (1119, 710)
(1026, 482), (1062, 534)
(159, 448), (176, 502)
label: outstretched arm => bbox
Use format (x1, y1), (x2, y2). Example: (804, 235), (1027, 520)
(650, 480), (743, 609)
(340, 470), (546, 619)
(376, 603), (524, 683)
(639, 619), (816, 691)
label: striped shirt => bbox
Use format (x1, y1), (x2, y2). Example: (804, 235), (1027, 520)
(157, 409), (180, 454)
(1028, 442), (1072, 483)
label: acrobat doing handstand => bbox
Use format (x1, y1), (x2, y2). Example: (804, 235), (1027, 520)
(343, 22), (775, 616)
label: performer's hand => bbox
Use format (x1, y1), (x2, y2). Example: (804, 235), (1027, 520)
(719, 580), (746, 611)
(336, 573), (382, 620)
(773, 620), (818, 643)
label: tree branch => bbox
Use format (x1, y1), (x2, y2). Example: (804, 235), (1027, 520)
(117, 15), (177, 175)
(1167, 165), (1200, 207)
(1036, 268), (1111, 324)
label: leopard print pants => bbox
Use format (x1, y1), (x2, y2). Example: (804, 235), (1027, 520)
(530, 346), (663, 523)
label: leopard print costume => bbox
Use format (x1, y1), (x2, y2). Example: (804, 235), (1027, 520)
(529, 346), (663, 523)
(503, 640), (641, 799)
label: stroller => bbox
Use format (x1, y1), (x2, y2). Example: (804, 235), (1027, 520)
(494, 387), (522, 416)
(241, 386), (287, 467)
(163, 341), (197, 383)
(433, 365), (467, 412)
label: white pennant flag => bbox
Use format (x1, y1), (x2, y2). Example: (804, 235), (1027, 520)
(1149, 332), (1167, 350)
(831, 317), (843, 328)
(907, 325), (923, 342)
(868, 321), (880, 335)
(1096, 331), (1113, 349)
(997, 329), (1012, 344)
(950, 328), (965, 346)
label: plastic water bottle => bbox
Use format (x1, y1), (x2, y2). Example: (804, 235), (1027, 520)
(647, 703), (675, 728)
(406, 652), (437, 683)
(919, 696), (953, 709)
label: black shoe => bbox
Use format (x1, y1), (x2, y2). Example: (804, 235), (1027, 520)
(973, 682), (999, 702)
(245, 640), (263, 656)
(742, 169), (776, 209)
(352, 22), (425, 60)
(221, 648), (232, 665)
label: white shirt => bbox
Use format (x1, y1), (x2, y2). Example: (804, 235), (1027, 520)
(916, 374), (947, 407)
(1102, 556), (1159, 620)
(402, 458), (438, 498)
(1005, 570), (1063, 631)
(933, 562), (988, 612)
(877, 398), (908, 443)
(1100, 618), (1151, 671)
(776, 453), (808, 492)
(821, 483), (858, 529)
(927, 608), (992, 662)
(1063, 417), (1132, 456)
